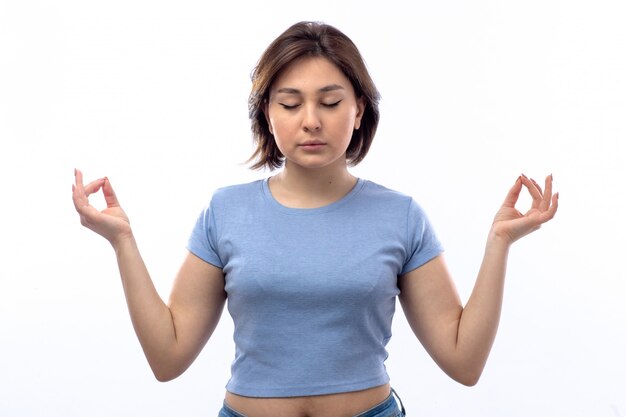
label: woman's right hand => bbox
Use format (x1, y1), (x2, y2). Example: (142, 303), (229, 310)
(72, 168), (133, 247)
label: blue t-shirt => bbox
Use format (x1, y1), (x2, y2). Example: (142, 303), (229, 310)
(187, 178), (443, 397)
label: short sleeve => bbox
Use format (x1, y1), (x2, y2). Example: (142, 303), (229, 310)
(186, 200), (223, 268)
(401, 199), (444, 275)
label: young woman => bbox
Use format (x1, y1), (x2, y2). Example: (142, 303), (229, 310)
(72, 21), (558, 417)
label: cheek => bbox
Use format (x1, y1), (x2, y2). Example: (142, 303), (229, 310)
(268, 117), (297, 152)
(337, 109), (359, 136)
(268, 109), (291, 131)
(269, 115), (292, 139)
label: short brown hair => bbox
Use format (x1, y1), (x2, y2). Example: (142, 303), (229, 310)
(248, 21), (381, 170)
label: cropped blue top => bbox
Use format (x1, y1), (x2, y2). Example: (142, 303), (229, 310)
(187, 178), (443, 397)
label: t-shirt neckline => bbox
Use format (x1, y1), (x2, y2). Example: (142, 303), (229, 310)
(261, 177), (365, 215)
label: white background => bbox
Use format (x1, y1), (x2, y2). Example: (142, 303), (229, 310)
(1, 1), (625, 416)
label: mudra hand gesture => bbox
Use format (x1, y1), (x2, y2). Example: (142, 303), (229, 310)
(72, 168), (132, 246)
(491, 174), (559, 245)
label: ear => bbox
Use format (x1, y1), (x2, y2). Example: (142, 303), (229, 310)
(263, 101), (273, 135)
(354, 96), (366, 130)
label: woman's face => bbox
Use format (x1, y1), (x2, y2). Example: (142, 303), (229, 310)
(265, 56), (365, 171)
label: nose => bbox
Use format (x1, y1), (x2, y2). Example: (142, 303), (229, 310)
(302, 105), (321, 132)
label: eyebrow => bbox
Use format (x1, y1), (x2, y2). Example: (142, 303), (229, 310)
(275, 84), (345, 95)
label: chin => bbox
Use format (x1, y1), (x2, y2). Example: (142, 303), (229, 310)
(291, 158), (344, 171)
(287, 152), (348, 170)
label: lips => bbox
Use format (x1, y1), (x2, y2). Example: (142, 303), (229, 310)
(299, 139), (326, 146)
(299, 141), (327, 151)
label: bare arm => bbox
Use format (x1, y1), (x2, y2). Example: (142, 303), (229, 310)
(72, 169), (226, 381)
(399, 174), (558, 386)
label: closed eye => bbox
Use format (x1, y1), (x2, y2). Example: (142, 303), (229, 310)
(279, 103), (300, 110)
(278, 100), (342, 110)
(322, 100), (342, 108)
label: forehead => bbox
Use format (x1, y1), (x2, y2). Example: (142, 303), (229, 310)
(270, 56), (353, 94)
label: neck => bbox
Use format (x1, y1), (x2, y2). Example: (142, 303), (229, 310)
(269, 160), (357, 208)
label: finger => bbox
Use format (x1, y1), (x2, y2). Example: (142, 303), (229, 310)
(102, 177), (121, 208)
(74, 168), (84, 190)
(75, 169), (104, 196)
(520, 174), (543, 209)
(502, 176), (523, 208)
(72, 169), (105, 212)
(539, 174), (553, 212)
(72, 169), (88, 211)
(73, 178), (104, 210)
(538, 192), (559, 223)
(73, 168), (89, 202)
(72, 185), (91, 213)
(530, 178), (543, 195)
(83, 178), (106, 197)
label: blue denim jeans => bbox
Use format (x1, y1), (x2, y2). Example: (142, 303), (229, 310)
(218, 388), (406, 417)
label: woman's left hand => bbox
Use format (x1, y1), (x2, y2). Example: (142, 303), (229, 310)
(491, 174), (559, 245)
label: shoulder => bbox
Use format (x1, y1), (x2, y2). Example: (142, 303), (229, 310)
(356, 179), (434, 223)
(207, 179), (265, 206)
(212, 179), (264, 197)
(359, 179), (415, 208)
(361, 179), (410, 199)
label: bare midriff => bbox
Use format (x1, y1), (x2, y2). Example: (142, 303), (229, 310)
(224, 382), (391, 417)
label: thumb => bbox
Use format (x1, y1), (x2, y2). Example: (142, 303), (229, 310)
(501, 176), (522, 208)
(102, 177), (122, 208)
